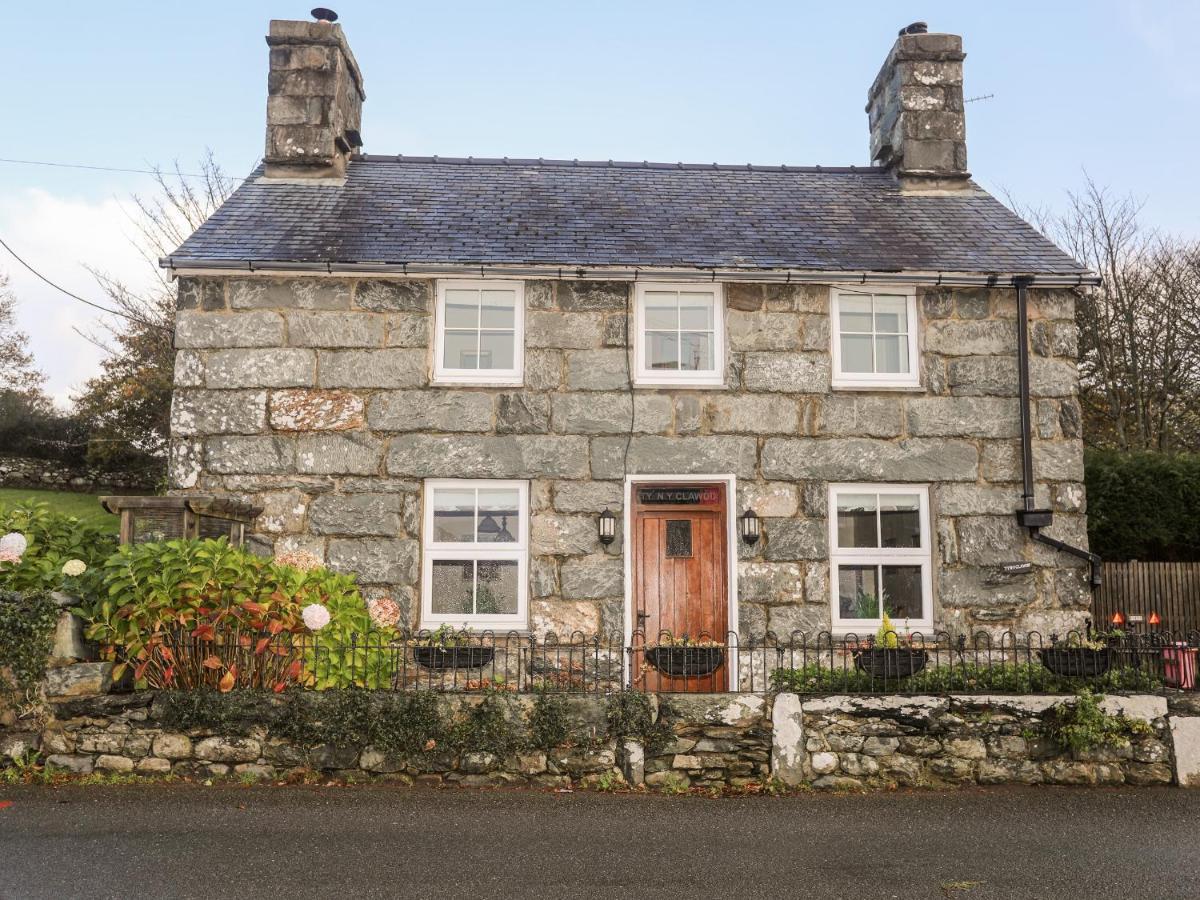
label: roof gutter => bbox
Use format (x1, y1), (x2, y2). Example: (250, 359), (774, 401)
(159, 256), (1101, 288)
(1011, 275), (1102, 588)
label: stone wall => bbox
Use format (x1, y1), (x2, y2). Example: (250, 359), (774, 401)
(7, 678), (1197, 790)
(0, 456), (154, 493)
(167, 275), (1088, 636)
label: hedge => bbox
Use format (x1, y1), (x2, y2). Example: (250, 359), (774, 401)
(1085, 449), (1200, 561)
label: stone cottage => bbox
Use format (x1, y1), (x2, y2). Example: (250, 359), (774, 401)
(162, 13), (1099, 667)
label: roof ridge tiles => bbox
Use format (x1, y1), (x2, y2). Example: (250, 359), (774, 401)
(354, 154), (876, 174)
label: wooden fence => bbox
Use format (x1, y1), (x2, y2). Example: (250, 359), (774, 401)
(1093, 561), (1200, 633)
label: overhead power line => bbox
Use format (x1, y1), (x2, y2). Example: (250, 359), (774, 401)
(0, 156), (247, 181)
(0, 234), (172, 334)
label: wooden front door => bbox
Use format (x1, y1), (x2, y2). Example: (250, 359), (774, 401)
(632, 483), (729, 691)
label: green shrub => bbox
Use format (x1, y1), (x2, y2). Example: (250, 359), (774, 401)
(769, 661), (1163, 695)
(527, 691), (571, 751)
(272, 690), (446, 758)
(451, 692), (523, 757)
(1043, 689), (1153, 753)
(1086, 449), (1200, 561)
(0, 501), (115, 596)
(0, 590), (59, 705)
(605, 690), (673, 756)
(82, 538), (397, 690)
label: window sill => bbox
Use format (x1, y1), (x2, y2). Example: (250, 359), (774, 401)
(830, 382), (924, 393)
(430, 378), (524, 388)
(633, 379), (727, 390)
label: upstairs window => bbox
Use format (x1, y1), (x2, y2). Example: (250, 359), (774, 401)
(421, 480), (528, 631)
(828, 484), (932, 634)
(831, 287), (919, 388)
(433, 280), (524, 384)
(634, 284), (725, 386)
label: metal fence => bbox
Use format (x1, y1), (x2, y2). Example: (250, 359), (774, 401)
(151, 627), (1200, 696)
(1095, 561), (1200, 633)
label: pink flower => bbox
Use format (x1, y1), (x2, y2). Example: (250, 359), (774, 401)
(302, 603), (331, 632)
(0, 548), (20, 566)
(367, 596), (401, 629)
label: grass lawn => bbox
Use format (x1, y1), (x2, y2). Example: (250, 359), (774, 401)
(0, 487), (119, 532)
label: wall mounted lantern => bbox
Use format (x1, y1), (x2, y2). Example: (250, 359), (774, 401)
(598, 508), (616, 546)
(739, 509), (760, 546)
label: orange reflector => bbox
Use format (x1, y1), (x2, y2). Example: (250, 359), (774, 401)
(1148, 611), (1162, 626)
(1111, 611), (1125, 626)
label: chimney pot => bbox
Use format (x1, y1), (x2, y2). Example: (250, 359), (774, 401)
(311, 8), (338, 23)
(899, 21), (928, 36)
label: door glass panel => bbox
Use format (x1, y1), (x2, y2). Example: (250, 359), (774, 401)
(665, 519), (693, 558)
(836, 493), (878, 548)
(879, 494), (922, 548)
(431, 559), (474, 614)
(432, 489), (475, 542)
(838, 565), (879, 620)
(476, 560), (519, 615)
(882, 565), (923, 620)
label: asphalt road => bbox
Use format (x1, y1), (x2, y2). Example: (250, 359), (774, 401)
(1, 784), (1197, 899)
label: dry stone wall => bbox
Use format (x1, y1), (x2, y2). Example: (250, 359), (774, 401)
(168, 275), (1087, 636)
(7, 677), (1194, 791)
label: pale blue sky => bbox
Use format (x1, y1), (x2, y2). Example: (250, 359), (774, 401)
(2, 0), (1197, 402)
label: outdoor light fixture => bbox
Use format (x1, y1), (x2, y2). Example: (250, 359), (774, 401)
(1111, 610), (1125, 627)
(1148, 611), (1162, 627)
(739, 509), (760, 546)
(598, 508), (616, 546)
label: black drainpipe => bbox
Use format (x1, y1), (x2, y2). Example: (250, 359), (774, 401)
(1012, 275), (1102, 588)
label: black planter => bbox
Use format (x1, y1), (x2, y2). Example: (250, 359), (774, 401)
(853, 647), (929, 679)
(645, 646), (725, 677)
(1039, 647), (1112, 677)
(412, 646), (495, 670)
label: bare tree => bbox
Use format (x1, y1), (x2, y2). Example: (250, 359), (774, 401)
(1013, 176), (1200, 452)
(73, 153), (236, 472)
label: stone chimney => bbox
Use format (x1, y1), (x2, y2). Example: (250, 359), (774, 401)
(264, 12), (365, 180)
(866, 22), (969, 192)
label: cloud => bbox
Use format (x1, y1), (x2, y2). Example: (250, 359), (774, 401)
(0, 188), (157, 408)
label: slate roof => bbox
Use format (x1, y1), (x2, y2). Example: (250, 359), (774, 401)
(167, 155), (1088, 276)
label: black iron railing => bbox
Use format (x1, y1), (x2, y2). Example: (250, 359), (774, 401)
(147, 627), (1200, 695)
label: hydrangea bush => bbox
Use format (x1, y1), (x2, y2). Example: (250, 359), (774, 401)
(0, 501), (116, 597)
(82, 538), (398, 691)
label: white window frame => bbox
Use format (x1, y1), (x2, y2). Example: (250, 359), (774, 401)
(432, 279), (525, 385)
(830, 286), (920, 389)
(421, 479), (529, 631)
(828, 483), (933, 634)
(633, 283), (726, 387)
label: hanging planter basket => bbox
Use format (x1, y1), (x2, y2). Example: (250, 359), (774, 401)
(853, 647), (929, 679)
(645, 646), (725, 677)
(412, 646), (495, 670)
(1039, 647), (1112, 678)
